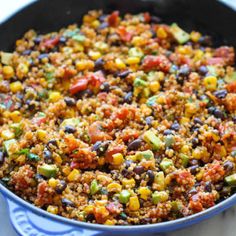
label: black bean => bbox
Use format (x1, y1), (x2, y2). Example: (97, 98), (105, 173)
(146, 170), (154, 185)
(163, 129), (174, 136)
(124, 160), (133, 168)
(22, 50), (32, 55)
(178, 65), (191, 77)
(176, 75), (184, 86)
(198, 66), (208, 75)
(116, 70), (131, 79)
(86, 213), (95, 222)
(75, 89), (93, 99)
(191, 138), (199, 148)
(127, 139), (142, 151)
(59, 36), (67, 44)
(35, 173), (45, 180)
(34, 36), (42, 44)
(221, 186), (231, 197)
(140, 217), (152, 224)
(150, 16), (161, 23)
(199, 36), (212, 46)
(61, 198), (75, 207)
(119, 212), (127, 220)
(133, 165), (145, 175)
(213, 90), (227, 99)
(213, 108), (225, 119)
(145, 116), (153, 126)
(223, 160), (234, 172)
(215, 182), (224, 191)
(47, 140), (58, 149)
(189, 159), (199, 166)
(38, 54), (49, 60)
(55, 180), (67, 194)
(204, 181), (212, 192)
(43, 149), (52, 159)
(170, 121), (180, 131)
(0, 151), (4, 164)
(232, 116), (236, 124)
(99, 14), (107, 22)
(190, 125), (200, 133)
(208, 106), (216, 114)
(94, 58), (104, 71)
(100, 82), (110, 92)
(123, 92), (133, 104)
(189, 165), (199, 175)
(64, 97), (76, 106)
(64, 125), (76, 134)
(121, 169), (133, 179)
(98, 22), (109, 30)
(92, 141), (110, 156)
(193, 117), (203, 125)
(150, 29), (156, 38)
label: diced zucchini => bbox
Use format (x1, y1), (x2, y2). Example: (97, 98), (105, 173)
(170, 23), (190, 44)
(90, 179), (100, 195)
(160, 158), (174, 173)
(38, 164), (58, 178)
(3, 139), (17, 156)
(135, 150), (154, 160)
(143, 130), (162, 150)
(1, 52), (13, 65)
(154, 171), (165, 191)
(133, 78), (148, 87)
(179, 153), (189, 167)
(225, 173), (236, 186)
(60, 118), (80, 129)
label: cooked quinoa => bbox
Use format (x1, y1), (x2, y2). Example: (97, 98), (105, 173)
(0, 10), (236, 225)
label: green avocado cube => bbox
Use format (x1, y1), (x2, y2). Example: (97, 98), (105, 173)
(38, 164), (58, 178)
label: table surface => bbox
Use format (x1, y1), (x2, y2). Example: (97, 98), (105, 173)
(0, 0), (236, 235)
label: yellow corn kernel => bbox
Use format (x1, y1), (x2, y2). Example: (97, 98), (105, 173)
(49, 91), (61, 102)
(88, 51), (101, 60)
(54, 154), (62, 164)
(91, 20), (100, 28)
(181, 145), (190, 154)
(196, 169), (204, 181)
(126, 57), (140, 65)
(185, 103), (199, 117)
(83, 15), (94, 23)
(84, 205), (94, 214)
(104, 219), (116, 225)
(2, 66), (14, 79)
(190, 31), (202, 43)
(36, 129), (47, 141)
(129, 196), (140, 211)
(62, 165), (71, 176)
(126, 155), (137, 162)
(48, 178), (58, 188)
(180, 117), (190, 124)
(157, 27), (167, 39)
(203, 76), (218, 91)
(10, 81), (23, 93)
(112, 153), (124, 166)
(1, 130), (15, 140)
(115, 58), (126, 70)
(138, 187), (152, 200)
(122, 178), (135, 188)
(47, 205), (58, 215)
(98, 157), (105, 166)
(107, 182), (122, 192)
(9, 111), (22, 122)
(15, 155), (26, 164)
(76, 60), (87, 71)
(131, 36), (147, 47)
(73, 43), (84, 52)
(177, 46), (192, 55)
(67, 169), (80, 182)
(193, 50), (204, 61)
(149, 81), (160, 93)
(16, 63), (29, 79)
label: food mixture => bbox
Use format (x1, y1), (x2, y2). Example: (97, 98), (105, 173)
(0, 10), (236, 225)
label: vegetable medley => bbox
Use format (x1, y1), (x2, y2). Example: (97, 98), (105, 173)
(0, 10), (236, 225)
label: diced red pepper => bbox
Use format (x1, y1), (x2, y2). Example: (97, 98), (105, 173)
(143, 12), (151, 23)
(142, 55), (171, 72)
(108, 11), (119, 27)
(117, 26), (133, 42)
(226, 81), (236, 93)
(115, 107), (135, 120)
(42, 36), (60, 49)
(70, 78), (88, 95)
(89, 71), (105, 89)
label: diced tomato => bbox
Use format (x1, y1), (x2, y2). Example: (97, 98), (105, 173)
(97, 92), (108, 101)
(63, 67), (77, 79)
(105, 146), (124, 163)
(115, 107), (135, 121)
(189, 195), (203, 213)
(89, 71), (105, 89)
(88, 121), (112, 144)
(226, 81), (236, 93)
(206, 57), (224, 65)
(64, 136), (80, 152)
(42, 36), (60, 49)
(107, 11), (119, 27)
(214, 46), (235, 65)
(143, 12), (151, 23)
(121, 130), (139, 142)
(70, 78), (88, 95)
(142, 55), (171, 72)
(117, 26), (133, 42)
